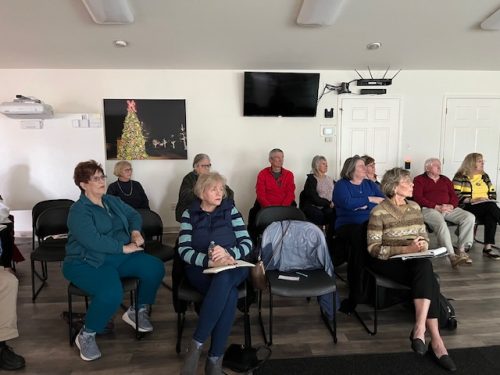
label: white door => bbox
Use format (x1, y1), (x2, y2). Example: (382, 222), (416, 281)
(339, 97), (401, 178)
(442, 98), (500, 192)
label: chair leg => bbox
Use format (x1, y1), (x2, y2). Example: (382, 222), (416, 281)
(243, 291), (252, 349)
(353, 286), (377, 336)
(68, 291), (74, 346)
(473, 224), (500, 249)
(176, 312), (185, 354)
(320, 292), (338, 344)
(257, 290), (268, 345)
(133, 282), (140, 340)
(31, 260), (46, 302)
(268, 289), (273, 346)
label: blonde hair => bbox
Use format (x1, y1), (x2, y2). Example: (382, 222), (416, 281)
(311, 155), (327, 177)
(455, 153), (483, 178)
(194, 172), (227, 199)
(381, 168), (410, 198)
(113, 161), (132, 177)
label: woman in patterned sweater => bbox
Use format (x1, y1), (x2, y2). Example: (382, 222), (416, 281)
(453, 152), (500, 259)
(367, 168), (456, 372)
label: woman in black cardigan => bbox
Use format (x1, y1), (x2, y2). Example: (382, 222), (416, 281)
(299, 155), (335, 229)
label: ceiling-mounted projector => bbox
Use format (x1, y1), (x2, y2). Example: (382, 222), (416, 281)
(0, 95), (54, 119)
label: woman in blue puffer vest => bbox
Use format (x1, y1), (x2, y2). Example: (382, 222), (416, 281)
(178, 172), (252, 375)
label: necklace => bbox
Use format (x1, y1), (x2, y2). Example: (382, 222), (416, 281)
(117, 180), (133, 197)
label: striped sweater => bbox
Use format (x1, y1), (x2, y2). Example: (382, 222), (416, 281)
(178, 198), (252, 267)
(367, 199), (428, 260)
(452, 173), (496, 206)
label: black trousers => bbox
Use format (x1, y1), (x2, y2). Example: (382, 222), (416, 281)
(464, 201), (500, 244)
(367, 257), (440, 319)
(335, 222), (368, 303)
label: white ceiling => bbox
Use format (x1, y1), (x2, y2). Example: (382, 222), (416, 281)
(2, 0), (500, 70)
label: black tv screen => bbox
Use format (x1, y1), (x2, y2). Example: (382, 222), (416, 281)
(243, 72), (320, 117)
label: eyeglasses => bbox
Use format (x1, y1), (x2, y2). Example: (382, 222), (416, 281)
(200, 164), (212, 169)
(90, 175), (107, 182)
(123, 168), (133, 172)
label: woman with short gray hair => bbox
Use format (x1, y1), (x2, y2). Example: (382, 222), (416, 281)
(367, 167), (456, 371)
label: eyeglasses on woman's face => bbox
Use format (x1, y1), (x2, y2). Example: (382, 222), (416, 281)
(89, 175), (107, 183)
(200, 164), (212, 169)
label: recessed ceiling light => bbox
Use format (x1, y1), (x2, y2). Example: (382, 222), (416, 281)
(366, 42), (382, 50)
(113, 40), (129, 47)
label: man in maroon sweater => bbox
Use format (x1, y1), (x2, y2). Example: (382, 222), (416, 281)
(255, 148), (295, 207)
(413, 158), (475, 268)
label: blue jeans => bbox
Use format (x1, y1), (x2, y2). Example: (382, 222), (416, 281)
(63, 252), (165, 333)
(185, 265), (248, 357)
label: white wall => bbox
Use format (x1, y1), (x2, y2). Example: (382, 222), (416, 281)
(1, 69), (499, 230)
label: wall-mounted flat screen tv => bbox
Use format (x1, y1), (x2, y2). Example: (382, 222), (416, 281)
(243, 72), (320, 117)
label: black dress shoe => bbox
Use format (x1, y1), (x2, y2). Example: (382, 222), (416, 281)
(409, 330), (426, 355)
(428, 343), (457, 372)
(0, 345), (26, 371)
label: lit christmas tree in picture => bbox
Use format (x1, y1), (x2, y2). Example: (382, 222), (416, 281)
(117, 99), (149, 160)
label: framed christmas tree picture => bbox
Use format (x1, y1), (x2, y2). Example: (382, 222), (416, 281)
(103, 99), (187, 160)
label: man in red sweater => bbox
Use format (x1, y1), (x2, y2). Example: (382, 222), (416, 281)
(256, 148), (295, 207)
(413, 158), (475, 268)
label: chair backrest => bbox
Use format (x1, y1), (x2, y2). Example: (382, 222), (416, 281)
(32, 199), (74, 248)
(137, 209), (163, 241)
(261, 220), (334, 276)
(255, 206), (306, 234)
(35, 206), (70, 243)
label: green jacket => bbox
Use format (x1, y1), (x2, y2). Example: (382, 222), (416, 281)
(64, 194), (142, 268)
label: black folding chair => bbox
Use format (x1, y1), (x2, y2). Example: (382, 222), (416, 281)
(67, 277), (141, 345)
(255, 207), (337, 346)
(137, 209), (175, 289)
(31, 206), (70, 301)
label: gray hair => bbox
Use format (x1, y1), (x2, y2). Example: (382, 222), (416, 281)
(424, 158), (440, 172)
(268, 148), (284, 159)
(311, 155), (327, 176)
(192, 153), (210, 168)
(340, 155), (363, 180)
(380, 167), (411, 198)
(194, 172), (227, 199)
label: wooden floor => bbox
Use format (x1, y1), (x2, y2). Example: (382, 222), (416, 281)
(10, 230), (500, 374)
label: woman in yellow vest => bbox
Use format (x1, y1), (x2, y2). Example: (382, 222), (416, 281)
(453, 153), (500, 260)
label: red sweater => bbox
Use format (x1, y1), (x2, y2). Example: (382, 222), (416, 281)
(256, 167), (295, 207)
(413, 173), (458, 208)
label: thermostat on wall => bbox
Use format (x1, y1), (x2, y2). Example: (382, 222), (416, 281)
(320, 125), (334, 137)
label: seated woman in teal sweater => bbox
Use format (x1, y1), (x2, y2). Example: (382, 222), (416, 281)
(63, 160), (165, 362)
